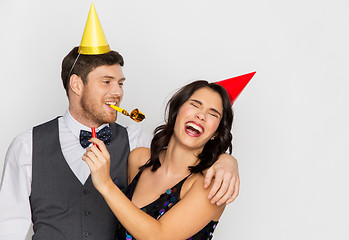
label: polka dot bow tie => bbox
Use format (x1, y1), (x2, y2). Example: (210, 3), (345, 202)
(79, 126), (112, 148)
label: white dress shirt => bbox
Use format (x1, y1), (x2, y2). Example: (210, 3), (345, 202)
(0, 110), (152, 240)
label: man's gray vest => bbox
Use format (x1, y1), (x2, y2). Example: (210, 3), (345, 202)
(30, 118), (129, 240)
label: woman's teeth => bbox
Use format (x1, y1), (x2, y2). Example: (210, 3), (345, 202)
(186, 122), (203, 134)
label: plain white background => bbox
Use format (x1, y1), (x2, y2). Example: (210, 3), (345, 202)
(1, 0), (348, 239)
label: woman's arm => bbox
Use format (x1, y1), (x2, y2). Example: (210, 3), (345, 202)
(83, 138), (225, 240)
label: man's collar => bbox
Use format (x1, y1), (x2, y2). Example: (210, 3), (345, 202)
(63, 110), (110, 140)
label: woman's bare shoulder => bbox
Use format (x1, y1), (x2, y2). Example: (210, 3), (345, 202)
(181, 173), (207, 198)
(128, 147), (151, 183)
(180, 173), (225, 222)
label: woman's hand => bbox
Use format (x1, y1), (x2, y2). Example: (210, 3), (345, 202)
(82, 138), (113, 194)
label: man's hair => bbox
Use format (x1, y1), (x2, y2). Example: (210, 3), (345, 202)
(140, 80), (234, 174)
(61, 46), (124, 97)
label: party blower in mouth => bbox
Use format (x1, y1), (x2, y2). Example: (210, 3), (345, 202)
(109, 104), (146, 122)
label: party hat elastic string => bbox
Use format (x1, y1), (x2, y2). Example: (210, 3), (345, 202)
(68, 50), (82, 79)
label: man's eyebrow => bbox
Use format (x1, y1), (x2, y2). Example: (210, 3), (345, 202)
(102, 75), (114, 79)
(190, 99), (222, 117)
(101, 76), (126, 82)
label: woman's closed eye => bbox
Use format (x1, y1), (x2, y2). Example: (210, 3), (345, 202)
(190, 102), (199, 108)
(209, 112), (220, 118)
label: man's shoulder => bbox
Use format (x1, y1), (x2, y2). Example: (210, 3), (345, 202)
(6, 128), (33, 160)
(125, 123), (142, 134)
(11, 117), (61, 149)
(125, 124), (152, 138)
(125, 124), (152, 150)
(12, 129), (32, 143)
(33, 117), (60, 130)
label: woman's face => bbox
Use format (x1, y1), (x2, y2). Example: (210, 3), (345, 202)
(173, 87), (223, 152)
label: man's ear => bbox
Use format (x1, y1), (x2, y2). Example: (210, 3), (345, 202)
(69, 74), (84, 96)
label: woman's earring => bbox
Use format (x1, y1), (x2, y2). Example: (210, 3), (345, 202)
(210, 136), (215, 141)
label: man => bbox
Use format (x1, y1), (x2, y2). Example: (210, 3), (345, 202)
(0, 4), (239, 240)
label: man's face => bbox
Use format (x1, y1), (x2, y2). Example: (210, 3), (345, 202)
(79, 64), (125, 126)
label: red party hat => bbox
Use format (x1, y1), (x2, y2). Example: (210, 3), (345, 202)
(215, 72), (256, 105)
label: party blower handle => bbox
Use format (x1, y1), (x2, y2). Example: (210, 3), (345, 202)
(109, 105), (145, 122)
(91, 127), (97, 146)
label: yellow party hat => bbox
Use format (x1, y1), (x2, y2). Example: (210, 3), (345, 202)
(78, 3), (111, 55)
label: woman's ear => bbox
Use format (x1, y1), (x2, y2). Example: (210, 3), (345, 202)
(211, 133), (218, 140)
(69, 74), (84, 96)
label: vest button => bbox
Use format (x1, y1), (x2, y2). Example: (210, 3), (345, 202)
(82, 189), (88, 195)
(83, 232), (89, 236)
(83, 210), (90, 216)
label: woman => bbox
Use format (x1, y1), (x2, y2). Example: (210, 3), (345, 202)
(83, 80), (234, 239)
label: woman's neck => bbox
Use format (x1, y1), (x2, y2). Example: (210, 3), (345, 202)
(159, 136), (202, 177)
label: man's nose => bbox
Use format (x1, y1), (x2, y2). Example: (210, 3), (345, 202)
(111, 83), (123, 97)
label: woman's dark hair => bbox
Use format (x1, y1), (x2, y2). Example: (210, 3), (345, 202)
(61, 46), (124, 97)
(140, 80), (233, 174)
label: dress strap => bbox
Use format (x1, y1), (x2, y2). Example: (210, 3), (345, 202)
(125, 170), (144, 199)
(175, 172), (193, 191)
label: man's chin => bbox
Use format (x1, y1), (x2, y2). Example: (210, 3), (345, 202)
(104, 115), (117, 123)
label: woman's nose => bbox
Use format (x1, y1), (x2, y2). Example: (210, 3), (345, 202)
(195, 111), (206, 122)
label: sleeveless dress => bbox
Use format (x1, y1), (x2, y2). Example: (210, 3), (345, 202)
(116, 170), (219, 240)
